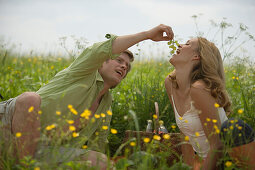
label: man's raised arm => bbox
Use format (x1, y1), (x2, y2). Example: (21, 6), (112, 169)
(112, 24), (174, 54)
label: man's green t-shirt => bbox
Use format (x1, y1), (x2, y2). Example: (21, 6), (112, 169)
(37, 34), (119, 153)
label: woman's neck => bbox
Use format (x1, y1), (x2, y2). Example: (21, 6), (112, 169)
(175, 65), (193, 93)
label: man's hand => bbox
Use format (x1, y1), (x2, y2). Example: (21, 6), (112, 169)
(146, 24), (174, 41)
(112, 24), (174, 54)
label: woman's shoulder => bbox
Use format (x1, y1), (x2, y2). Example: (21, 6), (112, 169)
(190, 80), (213, 102)
(191, 80), (207, 89)
(190, 80), (211, 98)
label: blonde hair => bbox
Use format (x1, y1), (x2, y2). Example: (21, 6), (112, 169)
(169, 37), (231, 115)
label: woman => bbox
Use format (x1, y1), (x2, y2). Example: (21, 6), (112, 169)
(165, 37), (231, 170)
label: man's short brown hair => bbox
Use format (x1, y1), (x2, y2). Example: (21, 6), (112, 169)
(122, 49), (134, 73)
(123, 49), (134, 62)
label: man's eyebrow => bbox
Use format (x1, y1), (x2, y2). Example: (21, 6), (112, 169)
(117, 57), (130, 68)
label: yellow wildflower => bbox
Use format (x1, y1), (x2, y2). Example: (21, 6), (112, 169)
(232, 76), (235, 80)
(34, 167), (40, 170)
(38, 110), (42, 114)
(16, 132), (22, 138)
(28, 106), (34, 113)
(153, 114), (157, 119)
(171, 125), (176, 129)
(56, 111), (61, 115)
(144, 137), (150, 143)
(68, 105), (73, 109)
(163, 134), (170, 140)
(230, 126), (233, 130)
(67, 120), (74, 124)
(50, 124), (56, 129)
(212, 119), (217, 123)
(225, 161), (232, 167)
(215, 129), (220, 134)
(70, 108), (78, 115)
(107, 110), (112, 115)
(214, 103), (219, 108)
(239, 133), (242, 137)
(102, 126), (108, 130)
(72, 132), (79, 138)
(204, 123), (208, 126)
(195, 132), (200, 137)
(238, 126), (242, 130)
(153, 135), (161, 141)
(236, 77), (239, 80)
(95, 132), (99, 135)
(111, 128), (118, 134)
(51, 65), (54, 70)
(238, 109), (243, 114)
(101, 113), (106, 118)
(80, 109), (91, 119)
(46, 124), (56, 131)
(230, 120), (235, 124)
(82, 145), (88, 149)
(206, 118), (211, 122)
(184, 136), (189, 141)
(94, 114), (100, 118)
(69, 126), (76, 131)
(130, 142), (136, 146)
(46, 126), (52, 131)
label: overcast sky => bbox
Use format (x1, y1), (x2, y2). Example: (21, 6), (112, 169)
(0, 0), (254, 60)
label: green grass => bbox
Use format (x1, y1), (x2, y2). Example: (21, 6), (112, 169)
(0, 49), (254, 169)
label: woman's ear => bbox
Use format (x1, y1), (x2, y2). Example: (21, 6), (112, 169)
(192, 55), (200, 61)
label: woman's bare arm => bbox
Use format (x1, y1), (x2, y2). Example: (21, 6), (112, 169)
(190, 81), (224, 170)
(180, 132), (196, 167)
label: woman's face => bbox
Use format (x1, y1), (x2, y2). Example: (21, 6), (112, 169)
(170, 38), (199, 66)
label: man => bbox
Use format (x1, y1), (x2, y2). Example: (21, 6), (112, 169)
(0, 24), (174, 168)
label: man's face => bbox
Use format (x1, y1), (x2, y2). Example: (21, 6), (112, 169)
(99, 53), (131, 88)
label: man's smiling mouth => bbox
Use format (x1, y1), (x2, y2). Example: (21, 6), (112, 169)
(116, 70), (123, 77)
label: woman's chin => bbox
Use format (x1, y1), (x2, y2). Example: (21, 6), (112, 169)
(169, 57), (175, 66)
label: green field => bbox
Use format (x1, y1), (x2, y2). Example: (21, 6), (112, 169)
(0, 48), (254, 169)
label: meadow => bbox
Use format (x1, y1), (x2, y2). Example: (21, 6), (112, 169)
(0, 19), (255, 169)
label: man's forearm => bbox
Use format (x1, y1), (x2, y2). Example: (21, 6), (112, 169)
(112, 31), (148, 54)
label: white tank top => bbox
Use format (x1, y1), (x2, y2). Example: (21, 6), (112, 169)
(171, 95), (228, 158)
